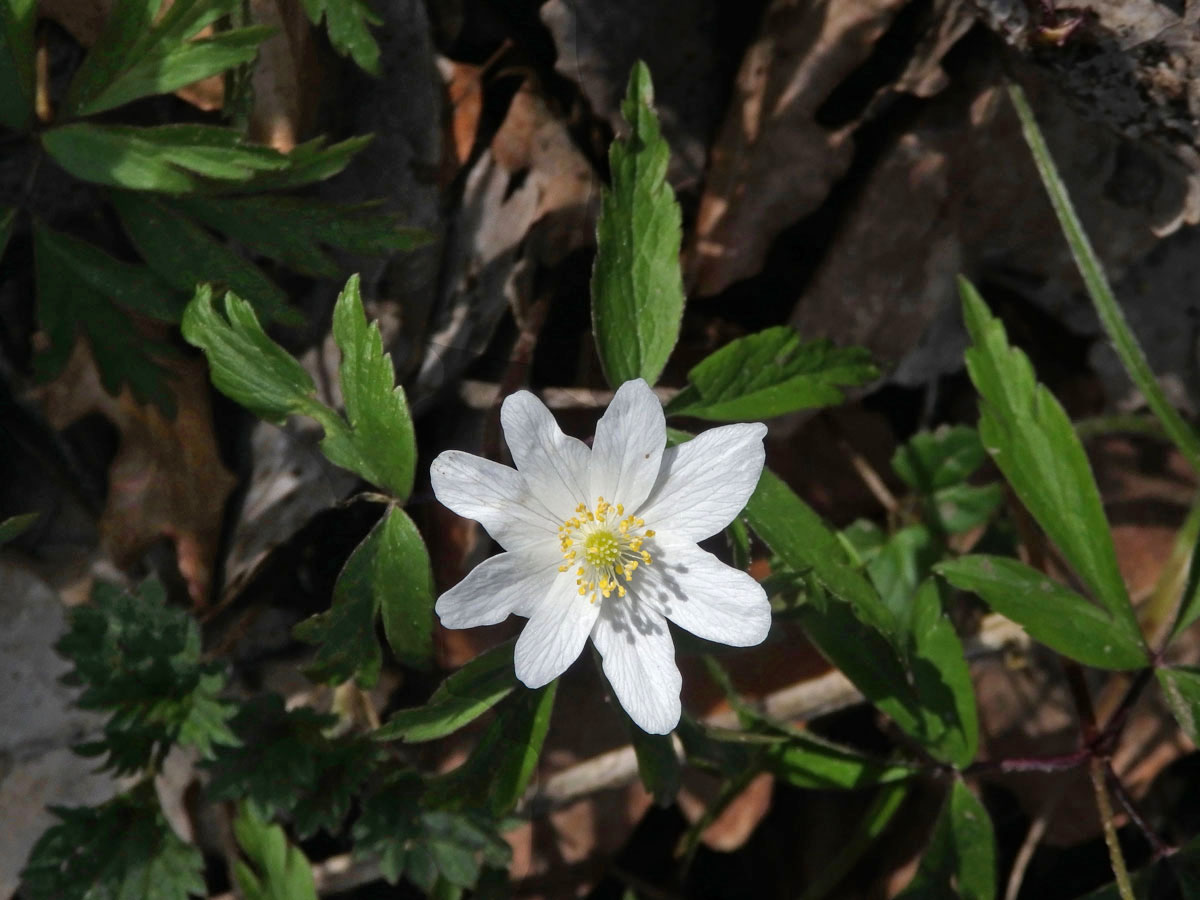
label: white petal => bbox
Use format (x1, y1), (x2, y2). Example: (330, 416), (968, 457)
(635, 538), (771, 647)
(500, 390), (591, 521)
(435, 545), (563, 629)
(430, 450), (556, 551)
(636, 423), (767, 542)
(590, 379), (666, 511)
(513, 578), (601, 688)
(591, 601), (681, 734)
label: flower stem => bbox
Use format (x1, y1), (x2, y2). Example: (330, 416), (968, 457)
(1089, 756), (1136, 900)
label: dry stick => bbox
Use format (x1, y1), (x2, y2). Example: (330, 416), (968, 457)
(1004, 781), (1068, 900)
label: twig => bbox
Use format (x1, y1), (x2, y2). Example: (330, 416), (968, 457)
(1004, 781), (1067, 900)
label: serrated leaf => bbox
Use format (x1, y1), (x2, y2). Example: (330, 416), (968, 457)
(34, 222), (177, 412)
(319, 276), (417, 499)
(205, 695), (374, 840)
(376, 641), (516, 743)
(428, 682), (558, 817)
(897, 780), (995, 900)
(0, 0), (35, 130)
(180, 285), (316, 423)
(56, 578), (238, 774)
(353, 773), (511, 889)
(113, 192), (296, 324)
(961, 278), (1144, 644)
(232, 804), (317, 900)
(43, 124), (287, 193)
(1157, 667), (1200, 745)
(0, 511), (38, 543)
(893, 426), (988, 493)
(1010, 83), (1200, 477)
(665, 327), (877, 421)
(182, 280), (419, 496)
(937, 555), (1149, 670)
(221, 135), (375, 192)
(175, 194), (428, 279)
(299, 0), (382, 74)
(21, 784), (206, 900)
(64, 0), (268, 116)
(295, 505), (431, 686)
(590, 61), (684, 387)
(866, 525), (939, 622)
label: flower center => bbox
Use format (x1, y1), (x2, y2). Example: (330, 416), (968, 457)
(558, 496), (654, 603)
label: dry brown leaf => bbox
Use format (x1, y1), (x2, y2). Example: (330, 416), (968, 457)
(35, 337), (236, 607)
(247, 0), (320, 151)
(687, 0), (909, 297)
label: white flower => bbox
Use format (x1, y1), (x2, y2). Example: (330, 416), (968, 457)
(430, 378), (771, 734)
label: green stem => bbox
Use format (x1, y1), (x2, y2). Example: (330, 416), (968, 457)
(1089, 757), (1136, 900)
(1009, 81), (1200, 476)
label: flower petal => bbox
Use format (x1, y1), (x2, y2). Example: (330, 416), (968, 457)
(513, 580), (601, 688)
(590, 379), (666, 510)
(635, 538), (771, 647)
(591, 601), (681, 734)
(636, 423), (767, 542)
(435, 544), (563, 629)
(430, 450), (556, 551)
(500, 390), (591, 521)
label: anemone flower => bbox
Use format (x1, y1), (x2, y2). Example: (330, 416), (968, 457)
(430, 378), (771, 733)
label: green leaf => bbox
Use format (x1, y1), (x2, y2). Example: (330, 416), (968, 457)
(897, 780), (995, 900)
(353, 772), (511, 890)
(929, 483), (1004, 536)
(630, 727), (681, 806)
(64, 0), (269, 116)
(0, 0), (35, 130)
(43, 124), (287, 193)
(375, 641), (517, 743)
(0, 511), (39, 544)
(34, 222), (177, 412)
(792, 578), (928, 746)
(175, 194), (428, 279)
(866, 525), (939, 622)
(1157, 667), (1200, 745)
(182, 280), (419, 496)
(1009, 83), (1200, 476)
(590, 61), (684, 387)
(22, 784), (205, 900)
(743, 466), (898, 640)
(937, 555), (1149, 669)
(906, 579), (978, 769)
(298, 0), (382, 75)
(205, 695), (375, 839)
(377, 507), (434, 667)
(893, 426), (988, 494)
(294, 506), (431, 685)
(428, 682), (558, 817)
(232, 804), (318, 900)
(665, 327), (877, 421)
(113, 192), (296, 324)
(1171, 506), (1200, 641)
(57, 579), (239, 774)
(220, 135), (375, 193)
(180, 285), (316, 422)
(769, 730), (916, 790)
(318, 276), (417, 500)
(798, 781), (909, 900)
(960, 279), (1144, 643)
